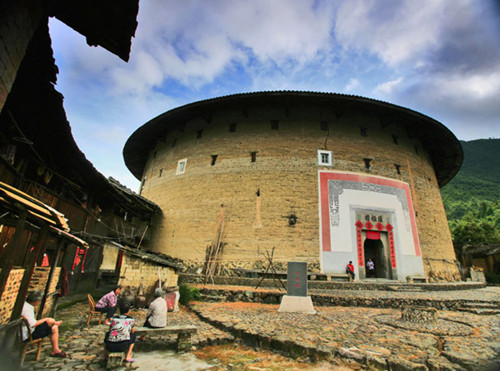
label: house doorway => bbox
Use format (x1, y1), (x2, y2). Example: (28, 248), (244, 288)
(363, 231), (392, 279)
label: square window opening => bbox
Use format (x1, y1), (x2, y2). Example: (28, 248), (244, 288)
(317, 150), (332, 166)
(363, 158), (372, 170)
(176, 158), (187, 175)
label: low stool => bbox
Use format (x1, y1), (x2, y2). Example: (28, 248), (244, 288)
(106, 352), (125, 368)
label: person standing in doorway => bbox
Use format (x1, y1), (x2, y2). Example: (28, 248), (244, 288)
(366, 258), (375, 278)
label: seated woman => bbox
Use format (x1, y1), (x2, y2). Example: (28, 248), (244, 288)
(144, 288), (167, 328)
(103, 302), (136, 363)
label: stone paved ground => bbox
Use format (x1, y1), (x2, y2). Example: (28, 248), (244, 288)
(20, 286), (500, 370)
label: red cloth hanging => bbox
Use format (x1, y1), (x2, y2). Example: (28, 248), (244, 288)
(366, 231), (381, 240)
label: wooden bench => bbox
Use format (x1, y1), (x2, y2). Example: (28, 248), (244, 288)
(308, 273), (351, 282)
(406, 275), (429, 283)
(135, 325), (197, 352)
(233, 268), (352, 282)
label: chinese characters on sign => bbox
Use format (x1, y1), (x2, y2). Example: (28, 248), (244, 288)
(287, 262), (307, 297)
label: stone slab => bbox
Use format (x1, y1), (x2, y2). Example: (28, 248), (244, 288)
(278, 295), (316, 314)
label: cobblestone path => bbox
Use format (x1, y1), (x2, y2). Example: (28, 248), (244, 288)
(20, 286), (499, 370)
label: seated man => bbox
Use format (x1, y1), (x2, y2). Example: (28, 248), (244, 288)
(144, 288), (167, 328)
(345, 261), (355, 281)
(95, 286), (121, 325)
(22, 291), (67, 357)
(104, 302), (136, 363)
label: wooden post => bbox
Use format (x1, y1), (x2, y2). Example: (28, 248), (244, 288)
(10, 228), (48, 321)
(38, 239), (64, 318)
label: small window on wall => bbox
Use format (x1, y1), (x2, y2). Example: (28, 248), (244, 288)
(176, 158), (187, 175)
(318, 150), (332, 166)
(250, 151), (257, 162)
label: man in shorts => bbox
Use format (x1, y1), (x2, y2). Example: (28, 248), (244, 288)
(22, 291), (67, 357)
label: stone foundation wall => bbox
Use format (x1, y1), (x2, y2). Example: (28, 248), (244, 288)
(0, 268), (25, 324)
(191, 285), (483, 311)
(181, 259), (321, 275)
(118, 254), (178, 295)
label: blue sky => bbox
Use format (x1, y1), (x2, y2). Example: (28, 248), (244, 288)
(48, 0), (500, 191)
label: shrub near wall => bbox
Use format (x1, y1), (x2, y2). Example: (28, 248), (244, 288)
(118, 254), (178, 295)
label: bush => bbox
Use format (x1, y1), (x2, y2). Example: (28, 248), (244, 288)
(179, 284), (200, 305)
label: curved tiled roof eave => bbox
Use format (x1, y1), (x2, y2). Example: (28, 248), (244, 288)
(123, 91), (463, 187)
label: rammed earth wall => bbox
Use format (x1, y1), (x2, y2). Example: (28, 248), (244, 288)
(134, 97), (460, 281)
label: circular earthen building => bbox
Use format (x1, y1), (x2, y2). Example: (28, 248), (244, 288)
(124, 91), (463, 281)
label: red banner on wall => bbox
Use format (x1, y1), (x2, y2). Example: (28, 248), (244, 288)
(366, 231), (381, 240)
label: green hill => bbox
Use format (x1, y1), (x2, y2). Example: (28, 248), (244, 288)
(440, 138), (500, 247)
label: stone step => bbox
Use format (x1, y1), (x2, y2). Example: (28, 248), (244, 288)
(386, 286), (423, 292)
(456, 308), (500, 315)
(459, 302), (500, 309)
(200, 294), (226, 302)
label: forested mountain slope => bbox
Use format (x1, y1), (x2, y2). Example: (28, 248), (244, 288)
(441, 138), (500, 247)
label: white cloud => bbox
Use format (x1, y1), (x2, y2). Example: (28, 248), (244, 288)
(373, 77), (403, 96)
(336, 0), (450, 66)
(345, 78), (360, 92)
